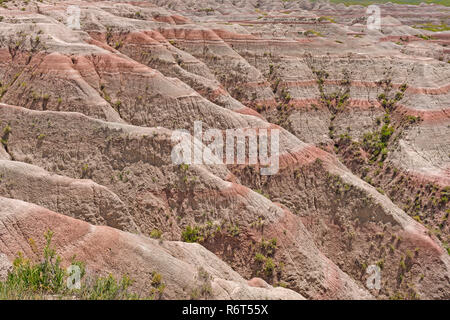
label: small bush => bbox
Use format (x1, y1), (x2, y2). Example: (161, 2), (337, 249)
(264, 258), (275, 275)
(0, 230), (66, 298)
(150, 229), (162, 239)
(181, 226), (202, 243)
(0, 231), (150, 300)
(228, 224), (240, 237)
(260, 238), (277, 256)
(151, 272), (162, 287)
(255, 253), (265, 263)
(83, 274), (137, 300)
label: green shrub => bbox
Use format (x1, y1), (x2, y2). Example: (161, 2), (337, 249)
(181, 226), (202, 243)
(0, 231), (153, 300)
(399, 258), (406, 270)
(150, 229), (162, 239)
(151, 272), (162, 287)
(380, 124), (394, 143)
(260, 238), (277, 256)
(3, 124), (11, 135)
(264, 258), (275, 275)
(255, 253), (265, 262)
(83, 274), (137, 300)
(228, 224), (240, 237)
(0, 230), (66, 298)
(1, 124), (11, 146)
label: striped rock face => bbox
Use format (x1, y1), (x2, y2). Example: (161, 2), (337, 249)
(0, 0), (448, 300)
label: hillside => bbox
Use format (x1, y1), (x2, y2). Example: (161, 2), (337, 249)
(0, 0), (448, 300)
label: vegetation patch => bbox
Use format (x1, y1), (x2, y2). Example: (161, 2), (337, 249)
(0, 231), (162, 300)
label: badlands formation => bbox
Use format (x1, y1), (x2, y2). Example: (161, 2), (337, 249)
(0, 0), (448, 299)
